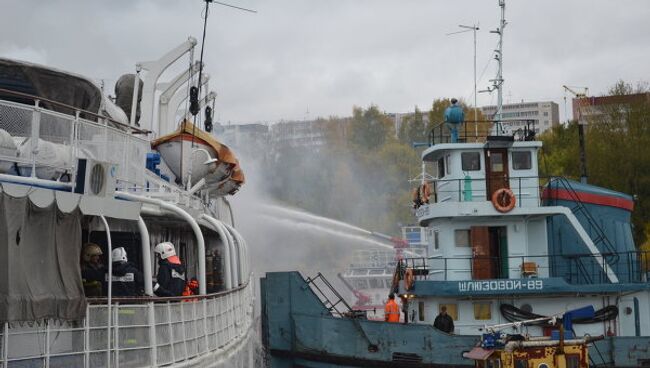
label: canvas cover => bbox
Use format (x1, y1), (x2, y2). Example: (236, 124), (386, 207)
(0, 192), (85, 322)
(0, 58), (102, 115)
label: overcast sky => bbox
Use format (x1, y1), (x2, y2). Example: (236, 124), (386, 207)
(2, 0), (648, 124)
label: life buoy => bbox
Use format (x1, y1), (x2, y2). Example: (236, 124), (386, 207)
(405, 268), (415, 291)
(491, 188), (516, 212)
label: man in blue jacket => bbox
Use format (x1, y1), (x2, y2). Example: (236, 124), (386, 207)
(444, 98), (465, 143)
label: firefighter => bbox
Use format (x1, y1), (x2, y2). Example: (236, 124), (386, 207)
(108, 247), (144, 297)
(153, 242), (187, 297)
(81, 243), (106, 297)
(384, 293), (400, 323)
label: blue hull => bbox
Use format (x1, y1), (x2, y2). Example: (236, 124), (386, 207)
(261, 272), (650, 367)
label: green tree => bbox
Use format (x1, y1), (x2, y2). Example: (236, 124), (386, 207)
(349, 105), (394, 151)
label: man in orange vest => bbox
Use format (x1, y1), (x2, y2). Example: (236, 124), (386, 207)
(384, 293), (400, 323)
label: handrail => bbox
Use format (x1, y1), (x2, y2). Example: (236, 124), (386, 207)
(86, 278), (250, 304)
(0, 87), (150, 135)
(427, 119), (537, 145)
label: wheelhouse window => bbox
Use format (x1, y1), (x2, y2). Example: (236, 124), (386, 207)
(512, 151), (532, 170)
(437, 157), (445, 178)
(473, 302), (492, 320)
(439, 303), (458, 320)
(445, 155), (451, 175)
(489, 152), (504, 172)
(461, 152), (481, 171)
(418, 301), (425, 321)
(454, 229), (470, 247)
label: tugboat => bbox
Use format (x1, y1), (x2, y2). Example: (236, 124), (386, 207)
(261, 1), (650, 366)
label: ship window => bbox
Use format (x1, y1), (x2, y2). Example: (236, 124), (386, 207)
(512, 151), (531, 170)
(454, 229), (470, 247)
(473, 302), (492, 320)
(418, 302), (425, 321)
(445, 155), (451, 175)
(489, 152), (504, 172)
(434, 230), (440, 250)
(439, 304), (458, 320)
(368, 278), (381, 289)
(514, 359), (527, 368)
(437, 157), (445, 178)
(461, 152), (481, 171)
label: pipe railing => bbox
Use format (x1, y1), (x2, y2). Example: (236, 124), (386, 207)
(397, 251), (649, 285)
(427, 119), (538, 146)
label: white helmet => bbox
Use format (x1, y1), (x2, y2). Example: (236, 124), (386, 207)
(112, 247), (128, 263)
(154, 242), (176, 259)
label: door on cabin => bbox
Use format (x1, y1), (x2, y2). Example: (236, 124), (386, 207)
(485, 148), (509, 200)
(471, 226), (508, 280)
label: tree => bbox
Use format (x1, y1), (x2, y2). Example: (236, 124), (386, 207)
(349, 105), (394, 151)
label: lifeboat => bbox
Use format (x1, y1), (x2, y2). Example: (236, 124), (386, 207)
(152, 120), (244, 194)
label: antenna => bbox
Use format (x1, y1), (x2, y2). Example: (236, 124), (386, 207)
(480, 0), (507, 135)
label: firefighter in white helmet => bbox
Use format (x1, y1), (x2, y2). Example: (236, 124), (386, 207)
(153, 242), (186, 297)
(108, 247), (144, 297)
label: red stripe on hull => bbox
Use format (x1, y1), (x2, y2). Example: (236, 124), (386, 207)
(542, 188), (634, 211)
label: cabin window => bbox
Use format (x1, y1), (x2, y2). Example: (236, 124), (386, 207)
(512, 151), (532, 170)
(434, 230), (440, 250)
(445, 155), (451, 175)
(437, 157), (445, 178)
(514, 359), (527, 368)
(439, 304), (458, 320)
(566, 355), (580, 368)
(473, 302), (492, 320)
(489, 152), (504, 172)
(461, 152), (481, 171)
(454, 229), (470, 247)
(418, 302), (425, 321)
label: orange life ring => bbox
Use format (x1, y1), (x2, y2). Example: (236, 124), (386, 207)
(491, 188), (516, 212)
(405, 268), (415, 291)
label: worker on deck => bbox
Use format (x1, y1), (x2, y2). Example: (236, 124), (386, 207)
(109, 247), (144, 297)
(444, 98), (465, 143)
(153, 242), (187, 297)
(384, 293), (400, 323)
(81, 243), (106, 297)
(434, 305), (455, 333)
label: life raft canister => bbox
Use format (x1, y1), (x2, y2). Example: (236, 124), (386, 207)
(491, 188), (516, 212)
(405, 268), (415, 291)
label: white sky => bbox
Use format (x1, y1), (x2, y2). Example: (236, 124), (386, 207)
(1, 0), (648, 124)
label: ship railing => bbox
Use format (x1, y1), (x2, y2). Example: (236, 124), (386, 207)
(0, 281), (254, 368)
(420, 175), (544, 207)
(427, 119), (538, 146)
(397, 251), (650, 285)
(0, 89), (150, 189)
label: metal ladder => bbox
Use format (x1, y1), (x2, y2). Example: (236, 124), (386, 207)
(550, 177), (620, 266)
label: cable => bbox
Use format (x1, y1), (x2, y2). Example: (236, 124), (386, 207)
(499, 304), (618, 324)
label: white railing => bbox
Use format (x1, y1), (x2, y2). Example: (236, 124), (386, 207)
(0, 282), (254, 368)
(0, 97), (150, 188)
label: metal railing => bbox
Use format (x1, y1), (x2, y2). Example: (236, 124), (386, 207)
(0, 282), (254, 368)
(427, 119), (537, 146)
(0, 91), (150, 188)
(423, 175), (543, 207)
(397, 251), (650, 285)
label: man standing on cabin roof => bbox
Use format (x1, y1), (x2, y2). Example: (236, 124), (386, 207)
(153, 242), (187, 297)
(384, 293), (400, 323)
(434, 305), (455, 333)
(444, 98), (465, 143)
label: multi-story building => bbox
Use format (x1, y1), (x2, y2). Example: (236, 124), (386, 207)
(572, 93), (650, 124)
(481, 101), (559, 135)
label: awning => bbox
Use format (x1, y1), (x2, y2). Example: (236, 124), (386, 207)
(463, 347), (494, 360)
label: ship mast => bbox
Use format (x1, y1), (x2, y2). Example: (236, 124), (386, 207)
(482, 0), (507, 135)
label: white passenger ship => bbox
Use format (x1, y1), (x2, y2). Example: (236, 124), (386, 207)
(0, 38), (255, 367)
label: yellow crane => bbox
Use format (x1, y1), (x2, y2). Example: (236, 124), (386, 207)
(562, 85), (589, 122)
